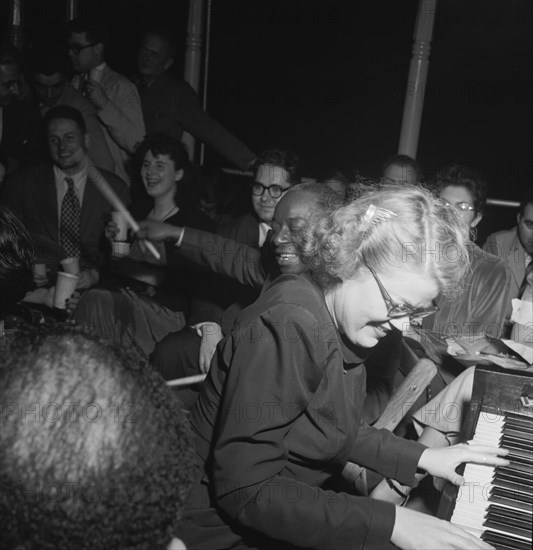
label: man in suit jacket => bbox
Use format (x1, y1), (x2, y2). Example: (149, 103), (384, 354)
(1, 104), (129, 289)
(67, 17), (145, 184)
(483, 190), (533, 326)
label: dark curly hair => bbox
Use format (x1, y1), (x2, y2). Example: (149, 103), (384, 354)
(432, 164), (487, 216)
(0, 331), (197, 550)
(0, 207), (35, 313)
(254, 147), (301, 184)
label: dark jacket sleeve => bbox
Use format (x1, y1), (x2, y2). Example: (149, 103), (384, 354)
(175, 228), (267, 288)
(349, 421), (426, 485)
(173, 80), (255, 170)
(211, 303), (398, 550)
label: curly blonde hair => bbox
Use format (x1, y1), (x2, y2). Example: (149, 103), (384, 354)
(299, 183), (470, 297)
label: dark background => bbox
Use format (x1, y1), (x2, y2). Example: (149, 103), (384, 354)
(2, 0), (532, 238)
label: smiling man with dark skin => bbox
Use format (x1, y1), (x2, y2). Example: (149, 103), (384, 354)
(137, 183), (342, 404)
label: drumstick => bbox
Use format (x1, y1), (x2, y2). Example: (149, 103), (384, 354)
(166, 374), (207, 387)
(86, 164), (161, 260)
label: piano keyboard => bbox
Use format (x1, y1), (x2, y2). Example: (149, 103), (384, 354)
(450, 411), (533, 550)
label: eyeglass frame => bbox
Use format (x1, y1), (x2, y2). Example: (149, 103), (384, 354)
(364, 262), (439, 324)
(251, 181), (290, 199)
(442, 199), (475, 214)
(68, 42), (99, 55)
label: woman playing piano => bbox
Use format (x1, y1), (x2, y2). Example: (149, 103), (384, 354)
(172, 184), (508, 550)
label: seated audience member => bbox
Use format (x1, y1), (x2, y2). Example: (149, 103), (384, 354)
(133, 28), (255, 171)
(1, 105), (129, 290)
(218, 147), (301, 247)
(0, 46), (42, 179)
(67, 17), (145, 183)
(29, 48), (114, 172)
(72, 134), (221, 356)
(143, 183), (342, 405)
(381, 154), (423, 185)
(0, 206), (34, 315)
(483, 190), (533, 335)
(183, 166), (233, 228)
(173, 184), (506, 550)
(0, 332), (196, 550)
(414, 165), (511, 381)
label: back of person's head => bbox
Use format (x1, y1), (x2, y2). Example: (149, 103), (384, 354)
(381, 154), (423, 185)
(0, 332), (196, 549)
(67, 17), (107, 47)
(300, 183), (469, 295)
(0, 207), (34, 313)
(254, 147), (301, 185)
(432, 164), (488, 216)
(43, 104), (87, 134)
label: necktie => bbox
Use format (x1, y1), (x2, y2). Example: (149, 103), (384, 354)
(60, 177), (81, 258)
(518, 259), (533, 299)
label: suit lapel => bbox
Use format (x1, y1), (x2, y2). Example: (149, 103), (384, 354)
(40, 166), (60, 244)
(81, 175), (102, 237)
(507, 234), (526, 290)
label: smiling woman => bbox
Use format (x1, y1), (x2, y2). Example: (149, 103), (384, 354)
(175, 184), (508, 550)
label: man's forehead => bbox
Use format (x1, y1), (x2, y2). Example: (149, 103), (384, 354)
(521, 203), (533, 221)
(256, 164), (290, 186)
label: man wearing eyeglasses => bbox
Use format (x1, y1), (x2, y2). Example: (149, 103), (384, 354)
(218, 148), (301, 248)
(67, 17), (144, 184)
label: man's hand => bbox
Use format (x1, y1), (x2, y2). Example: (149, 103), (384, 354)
(76, 268), (99, 290)
(195, 322), (223, 374)
(83, 78), (109, 110)
(136, 220), (183, 244)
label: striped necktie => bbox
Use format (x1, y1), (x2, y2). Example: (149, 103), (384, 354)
(518, 259), (533, 299)
(60, 177), (81, 258)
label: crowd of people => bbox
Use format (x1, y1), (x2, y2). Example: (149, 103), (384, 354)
(1, 16), (532, 550)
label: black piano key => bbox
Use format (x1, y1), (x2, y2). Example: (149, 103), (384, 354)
(500, 435), (533, 453)
(490, 493), (533, 513)
(492, 486), (532, 505)
(482, 531), (532, 550)
(496, 469), (533, 487)
(487, 503), (533, 524)
(492, 477), (533, 497)
(483, 518), (532, 540)
(497, 462), (533, 477)
(486, 509), (532, 531)
(504, 418), (532, 430)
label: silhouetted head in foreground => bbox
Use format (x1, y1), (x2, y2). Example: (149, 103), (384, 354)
(1, 332), (196, 550)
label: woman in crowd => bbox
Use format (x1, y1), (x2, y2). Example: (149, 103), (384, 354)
(415, 165), (511, 382)
(175, 184), (507, 550)
(72, 134), (222, 355)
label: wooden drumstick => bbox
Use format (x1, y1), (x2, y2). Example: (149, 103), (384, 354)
(87, 164), (161, 260)
(166, 374), (207, 387)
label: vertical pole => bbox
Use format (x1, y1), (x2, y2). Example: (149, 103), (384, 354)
(182, 0), (205, 161)
(199, 0), (213, 166)
(8, 0), (23, 50)
(398, 0), (437, 159)
(65, 0), (79, 21)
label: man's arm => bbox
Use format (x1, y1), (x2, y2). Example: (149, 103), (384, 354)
(173, 80), (255, 171)
(94, 76), (145, 154)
